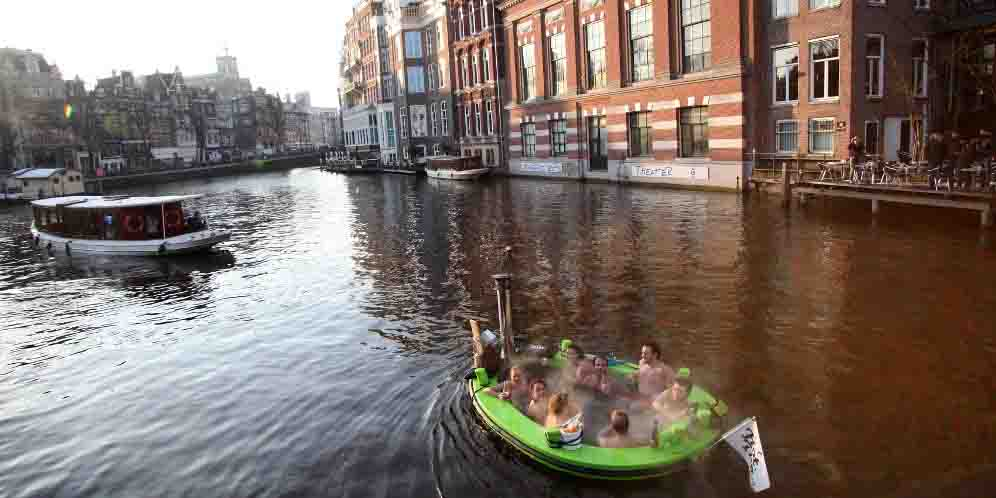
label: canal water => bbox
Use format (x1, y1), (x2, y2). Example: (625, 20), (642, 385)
(2, 168), (995, 498)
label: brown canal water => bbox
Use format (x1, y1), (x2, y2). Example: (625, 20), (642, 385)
(1, 168), (995, 498)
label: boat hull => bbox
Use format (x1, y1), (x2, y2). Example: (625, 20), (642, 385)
(31, 226), (231, 256)
(467, 357), (722, 480)
(426, 168), (490, 180)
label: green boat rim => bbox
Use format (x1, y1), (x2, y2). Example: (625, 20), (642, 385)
(467, 353), (725, 480)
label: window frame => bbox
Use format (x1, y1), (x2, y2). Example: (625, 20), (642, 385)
(406, 65), (426, 94)
(773, 0), (798, 18)
(772, 44), (799, 104)
(441, 101), (448, 134)
(912, 38), (929, 98)
(808, 117), (836, 154)
(474, 102), (482, 136)
(482, 47), (491, 81)
(809, 36), (840, 102)
(431, 103), (439, 136)
(913, 0), (929, 10)
(678, 106), (710, 158)
(585, 21), (607, 89)
(550, 119), (568, 156)
(629, 5), (655, 81)
(472, 51), (480, 86)
(680, 0), (711, 74)
(465, 105), (472, 137)
(549, 32), (568, 95)
(486, 100), (495, 135)
(400, 108), (409, 139)
(627, 111), (653, 157)
(865, 34), (884, 98)
(864, 120), (879, 157)
(404, 31), (423, 58)
(520, 43), (537, 101)
(522, 123), (537, 157)
(810, 0), (841, 10)
(775, 119), (799, 154)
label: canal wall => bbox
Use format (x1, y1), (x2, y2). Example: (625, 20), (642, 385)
(84, 153), (321, 190)
(503, 158), (750, 192)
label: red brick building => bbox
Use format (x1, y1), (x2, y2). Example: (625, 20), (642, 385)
(450, 0), (505, 165)
(498, 0), (751, 190)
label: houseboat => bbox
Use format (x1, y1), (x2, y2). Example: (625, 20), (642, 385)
(30, 195), (231, 256)
(425, 155), (490, 181)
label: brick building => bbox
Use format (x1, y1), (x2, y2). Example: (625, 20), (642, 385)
(340, 0), (391, 161)
(450, 0), (505, 165)
(498, 0), (750, 190)
(387, 0), (456, 163)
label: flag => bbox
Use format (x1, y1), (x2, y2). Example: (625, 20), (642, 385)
(721, 417), (771, 493)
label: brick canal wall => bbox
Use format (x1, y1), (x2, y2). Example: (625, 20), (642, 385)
(84, 154), (322, 190)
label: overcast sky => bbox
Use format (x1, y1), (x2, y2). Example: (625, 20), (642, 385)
(2, 0), (348, 108)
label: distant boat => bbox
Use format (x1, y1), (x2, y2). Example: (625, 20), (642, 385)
(30, 195), (231, 256)
(425, 155), (491, 181)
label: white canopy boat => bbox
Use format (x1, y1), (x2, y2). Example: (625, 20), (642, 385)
(425, 155), (491, 181)
(30, 194), (231, 256)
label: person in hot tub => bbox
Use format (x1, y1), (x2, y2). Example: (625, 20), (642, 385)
(483, 365), (530, 409)
(652, 377), (693, 426)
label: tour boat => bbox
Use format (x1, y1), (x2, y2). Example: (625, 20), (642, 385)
(425, 155), (491, 181)
(30, 195), (231, 256)
(467, 340), (729, 480)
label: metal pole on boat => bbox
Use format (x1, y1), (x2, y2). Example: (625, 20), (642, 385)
(161, 203), (166, 239)
(492, 246), (514, 364)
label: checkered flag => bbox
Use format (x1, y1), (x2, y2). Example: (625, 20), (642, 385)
(720, 417), (771, 492)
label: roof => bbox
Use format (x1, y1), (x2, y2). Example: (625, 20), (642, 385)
(32, 194), (202, 209)
(14, 168), (65, 179)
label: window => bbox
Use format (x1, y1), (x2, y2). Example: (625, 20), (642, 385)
(984, 42), (995, 75)
(550, 120), (568, 156)
(679, 107), (709, 157)
(864, 121), (879, 156)
(773, 45), (799, 103)
(431, 103), (439, 136)
(775, 120), (798, 153)
(808, 118), (835, 154)
(520, 44), (536, 100)
(629, 6), (655, 81)
(465, 105), (472, 136)
(628, 112), (652, 156)
(474, 103), (482, 136)
(407, 66), (426, 93)
(470, 0), (478, 33)
(472, 52), (480, 86)
(810, 37), (840, 100)
(773, 0), (797, 17)
(550, 33), (568, 95)
(586, 21), (607, 89)
(681, 0), (711, 73)
(522, 123), (537, 157)
(426, 28), (434, 54)
(913, 0), (928, 9)
(866, 35), (884, 97)
(405, 32), (423, 58)
(401, 108), (409, 139)
(486, 148), (495, 165)
(458, 8), (465, 39)
(913, 39), (928, 97)
(486, 100), (495, 135)
(462, 56), (470, 89)
(811, 0), (840, 9)
(386, 111), (396, 146)
(441, 101), (448, 134)
(482, 48), (491, 82)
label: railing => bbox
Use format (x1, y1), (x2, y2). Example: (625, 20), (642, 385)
(750, 152), (837, 182)
(401, 2), (426, 17)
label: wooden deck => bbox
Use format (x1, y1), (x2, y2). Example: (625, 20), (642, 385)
(751, 174), (995, 228)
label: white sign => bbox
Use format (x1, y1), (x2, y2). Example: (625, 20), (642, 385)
(521, 162), (563, 175)
(630, 164), (709, 180)
(721, 418), (771, 493)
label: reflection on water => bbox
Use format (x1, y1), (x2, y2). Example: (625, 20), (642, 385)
(2, 168), (996, 498)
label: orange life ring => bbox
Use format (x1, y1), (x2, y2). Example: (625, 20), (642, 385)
(164, 209), (183, 232)
(124, 214), (145, 234)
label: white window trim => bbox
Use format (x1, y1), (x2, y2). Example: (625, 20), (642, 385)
(868, 0), (886, 6)
(486, 100), (495, 135)
(809, 0), (841, 11)
(772, 43), (799, 105)
(864, 120), (879, 156)
(866, 34), (884, 98)
(914, 0), (929, 10)
(913, 38), (929, 98)
(808, 117), (836, 154)
(441, 101), (449, 134)
(772, 0), (798, 19)
(809, 35), (841, 103)
(775, 119), (799, 154)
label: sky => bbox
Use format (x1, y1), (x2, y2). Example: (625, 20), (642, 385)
(2, 0), (349, 108)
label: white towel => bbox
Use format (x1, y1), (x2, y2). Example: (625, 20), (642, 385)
(559, 413), (584, 450)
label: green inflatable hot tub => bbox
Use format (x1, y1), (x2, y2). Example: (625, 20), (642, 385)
(467, 349), (729, 480)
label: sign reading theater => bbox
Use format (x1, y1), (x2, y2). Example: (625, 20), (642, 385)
(630, 164), (710, 180)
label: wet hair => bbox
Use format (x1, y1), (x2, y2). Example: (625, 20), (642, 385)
(675, 377), (693, 399)
(609, 410), (629, 434)
(593, 355), (608, 366)
(548, 392), (569, 415)
(530, 378), (546, 391)
(642, 342), (662, 359)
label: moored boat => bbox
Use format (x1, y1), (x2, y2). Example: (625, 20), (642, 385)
(30, 195), (231, 256)
(425, 155), (491, 181)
